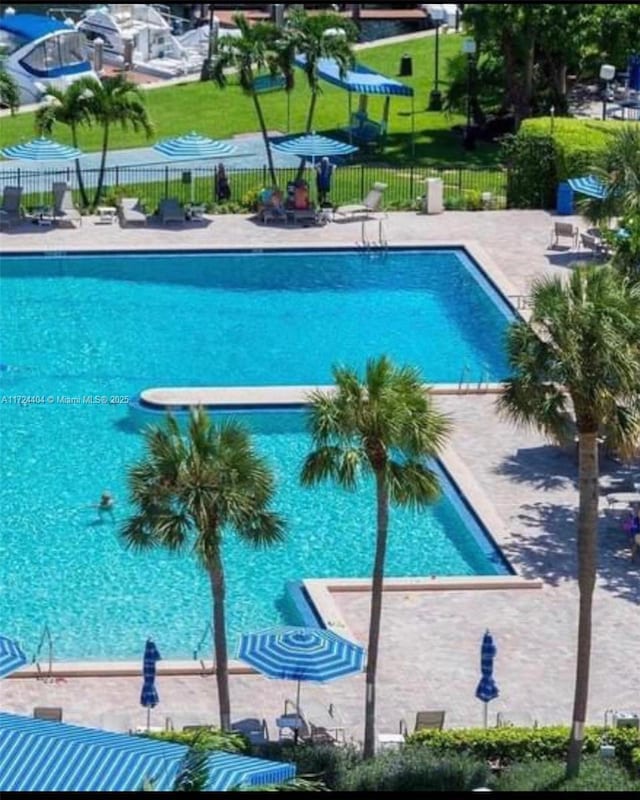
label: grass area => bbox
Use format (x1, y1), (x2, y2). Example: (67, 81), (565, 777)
(0, 32), (502, 167)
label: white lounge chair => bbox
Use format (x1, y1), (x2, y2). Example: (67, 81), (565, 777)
(0, 185), (23, 227)
(52, 182), (82, 227)
(334, 182), (387, 220)
(119, 197), (147, 226)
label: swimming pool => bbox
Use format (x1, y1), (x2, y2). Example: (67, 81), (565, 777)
(0, 248), (514, 660)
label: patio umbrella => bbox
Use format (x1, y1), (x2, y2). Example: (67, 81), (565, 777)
(0, 635), (27, 679)
(140, 638), (161, 731)
(238, 626), (365, 738)
(1, 137), (84, 206)
(270, 132), (358, 166)
(475, 630), (499, 729)
(568, 175), (607, 200)
(153, 132), (236, 202)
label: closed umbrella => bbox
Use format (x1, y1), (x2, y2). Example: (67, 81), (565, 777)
(475, 630), (499, 729)
(238, 626), (364, 741)
(153, 132), (237, 202)
(140, 639), (161, 731)
(0, 635), (27, 678)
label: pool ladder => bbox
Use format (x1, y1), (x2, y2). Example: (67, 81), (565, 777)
(192, 622), (214, 674)
(32, 623), (54, 683)
(458, 365), (492, 393)
(356, 217), (389, 255)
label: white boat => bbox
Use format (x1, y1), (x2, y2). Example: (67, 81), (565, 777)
(0, 10), (98, 105)
(76, 4), (205, 78)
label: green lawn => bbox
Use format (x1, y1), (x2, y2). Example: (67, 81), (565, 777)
(0, 33), (502, 167)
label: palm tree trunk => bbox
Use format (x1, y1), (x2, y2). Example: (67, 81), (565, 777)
(93, 123), (110, 208)
(566, 429), (599, 778)
(251, 91), (278, 188)
(363, 469), (389, 760)
(71, 125), (88, 208)
(209, 557), (231, 731)
(295, 90), (318, 181)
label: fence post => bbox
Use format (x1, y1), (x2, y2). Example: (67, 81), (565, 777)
(262, 164), (267, 187)
(115, 165), (119, 188)
(409, 164), (414, 203)
(458, 168), (463, 196)
(164, 166), (169, 198)
(360, 163), (365, 198)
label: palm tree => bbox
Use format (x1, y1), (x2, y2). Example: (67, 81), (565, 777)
(121, 408), (285, 731)
(300, 356), (451, 759)
(83, 74), (154, 207)
(36, 79), (96, 208)
(285, 9), (356, 179)
(0, 61), (19, 113)
(497, 266), (640, 778)
(211, 14), (283, 188)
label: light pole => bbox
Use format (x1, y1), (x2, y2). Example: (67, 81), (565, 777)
(599, 63), (615, 121)
(462, 37), (476, 150)
(428, 8), (445, 111)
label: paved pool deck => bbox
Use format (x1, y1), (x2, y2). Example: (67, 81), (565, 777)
(2, 209), (638, 742)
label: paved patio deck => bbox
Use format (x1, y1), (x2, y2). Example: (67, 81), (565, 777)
(2, 210), (638, 742)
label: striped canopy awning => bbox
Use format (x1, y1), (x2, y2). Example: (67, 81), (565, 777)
(153, 131), (236, 160)
(295, 55), (414, 97)
(1, 137), (83, 161)
(0, 635), (26, 678)
(270, 133), (358, 160)
(568, 175), (607, 199)
(0, 713), (295, 791)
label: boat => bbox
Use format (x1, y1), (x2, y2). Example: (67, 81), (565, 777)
(76, 4), (206, 78)
(0, 10), (98, 105)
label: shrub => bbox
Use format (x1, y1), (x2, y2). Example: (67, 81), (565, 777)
(407, 725), (640, 770)
(494, 756), (640, 792)
(501, 132), (557, 208)
(338, 748), (490, 793)
(464, 190), (484, 211)
(444, 194), (465, 210)
(264, 742), (359, 790)
(146, 726), (248, 754)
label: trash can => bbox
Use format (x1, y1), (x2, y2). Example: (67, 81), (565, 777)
(399, 54), (412, 77)
(422, 178), (443, 214)
(556, 181), (574, 215)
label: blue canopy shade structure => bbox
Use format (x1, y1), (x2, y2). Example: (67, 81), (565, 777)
(270, 132), (358, 162)
(295, 56), (414, 97)
(629, 54), (640, 92)
(0, 13), (75, 42)
(0, 635), (27, 678)
(568, 175), (607, 200)
(0, 713), (296, 791)
(153, 131), (236, 160)
(140, 639), (161, 731)
(1, 137), (83, 162)
(475, 630), (499, 728)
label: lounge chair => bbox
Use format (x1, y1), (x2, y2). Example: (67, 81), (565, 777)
(580, 232), (609, 258)
(549, 221), (578, 249)
(158, 197), (185, 224)
(52, 182), (82, 227)
(257, 188), (286, 225)
(119, 197), (147, 226)
(334, 182), (387, 220)
(400, 709), (446, 735)
(231, 717), (269, 745)
(0, 185), (23, 227)
(34, 706), (63, 722)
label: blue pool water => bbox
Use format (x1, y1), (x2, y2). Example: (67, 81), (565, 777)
(0, 248), (513, 660)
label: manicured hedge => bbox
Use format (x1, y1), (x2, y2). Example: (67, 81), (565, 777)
(407, 725), (640, 771)
(494, 756), (640, 792)
(145, 726), (249, 754)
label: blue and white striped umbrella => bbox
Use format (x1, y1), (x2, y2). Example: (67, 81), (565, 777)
(568, 175), (607, 200)
(475, 630), (498, 728)
(140, 639), (161, 730)
(153, 131), (236, 160)
(1, 137), (83, 161)
(239, 627), (364, 725)
(0, 636), (26, 679)
(270, 132), (358, 163)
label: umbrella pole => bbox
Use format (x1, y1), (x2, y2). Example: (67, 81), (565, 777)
(483, 702), (488, 729)
(294, 679), (301, 745)
(147, 706), (151, 731)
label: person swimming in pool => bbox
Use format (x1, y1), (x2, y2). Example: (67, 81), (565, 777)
(96, 491), (115, 521)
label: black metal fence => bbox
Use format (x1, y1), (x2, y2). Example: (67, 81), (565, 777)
(0, 162), (510, 211)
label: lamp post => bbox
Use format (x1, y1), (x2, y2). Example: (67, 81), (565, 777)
(462, 37), (477, 150)
(599, 63), (616, 121)
(428, 8), (445, 111)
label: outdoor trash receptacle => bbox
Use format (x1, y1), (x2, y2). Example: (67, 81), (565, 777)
(422, 177), (443, 214)
(556, 181), (574, 215)
(399, 54), (412, 76)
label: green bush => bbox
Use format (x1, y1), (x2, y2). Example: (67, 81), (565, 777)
(444, 194), (465, 210)
(264, 742), (359, 790)
(338, 748), (490, 793)
(145, 726), (248, 754)
(464, 190), (484, 211)
(501, 133), (557, 208)
(407, 725), (640, 770)
(494, 756), (640, 792)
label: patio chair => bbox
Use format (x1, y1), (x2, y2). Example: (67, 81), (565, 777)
(118, 197), (147, 226)
(34, 706), (63, 722)
(158, 197), (185, 224)
(549, 221), (578, 249)
(334, 182), (387, 220)
(257, 188), (286, 225)
(52, 182), (82, 227)
(580, 232), (610, 259)
(0, 185), (23, 227)
(231, 717), (269, 745)
(400, 709), (446, 735)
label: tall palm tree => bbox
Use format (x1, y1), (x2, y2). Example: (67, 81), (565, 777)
(211, 14), (283, 187)
(35, 79), (97, 208)
(83, 74), (154, 207)
(285, 9), (356, 179)
(121, 408), (285, 731)
(497, 266), (640, 778)
(301, 356), (451, 759)
(0, 62), (19, 113)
